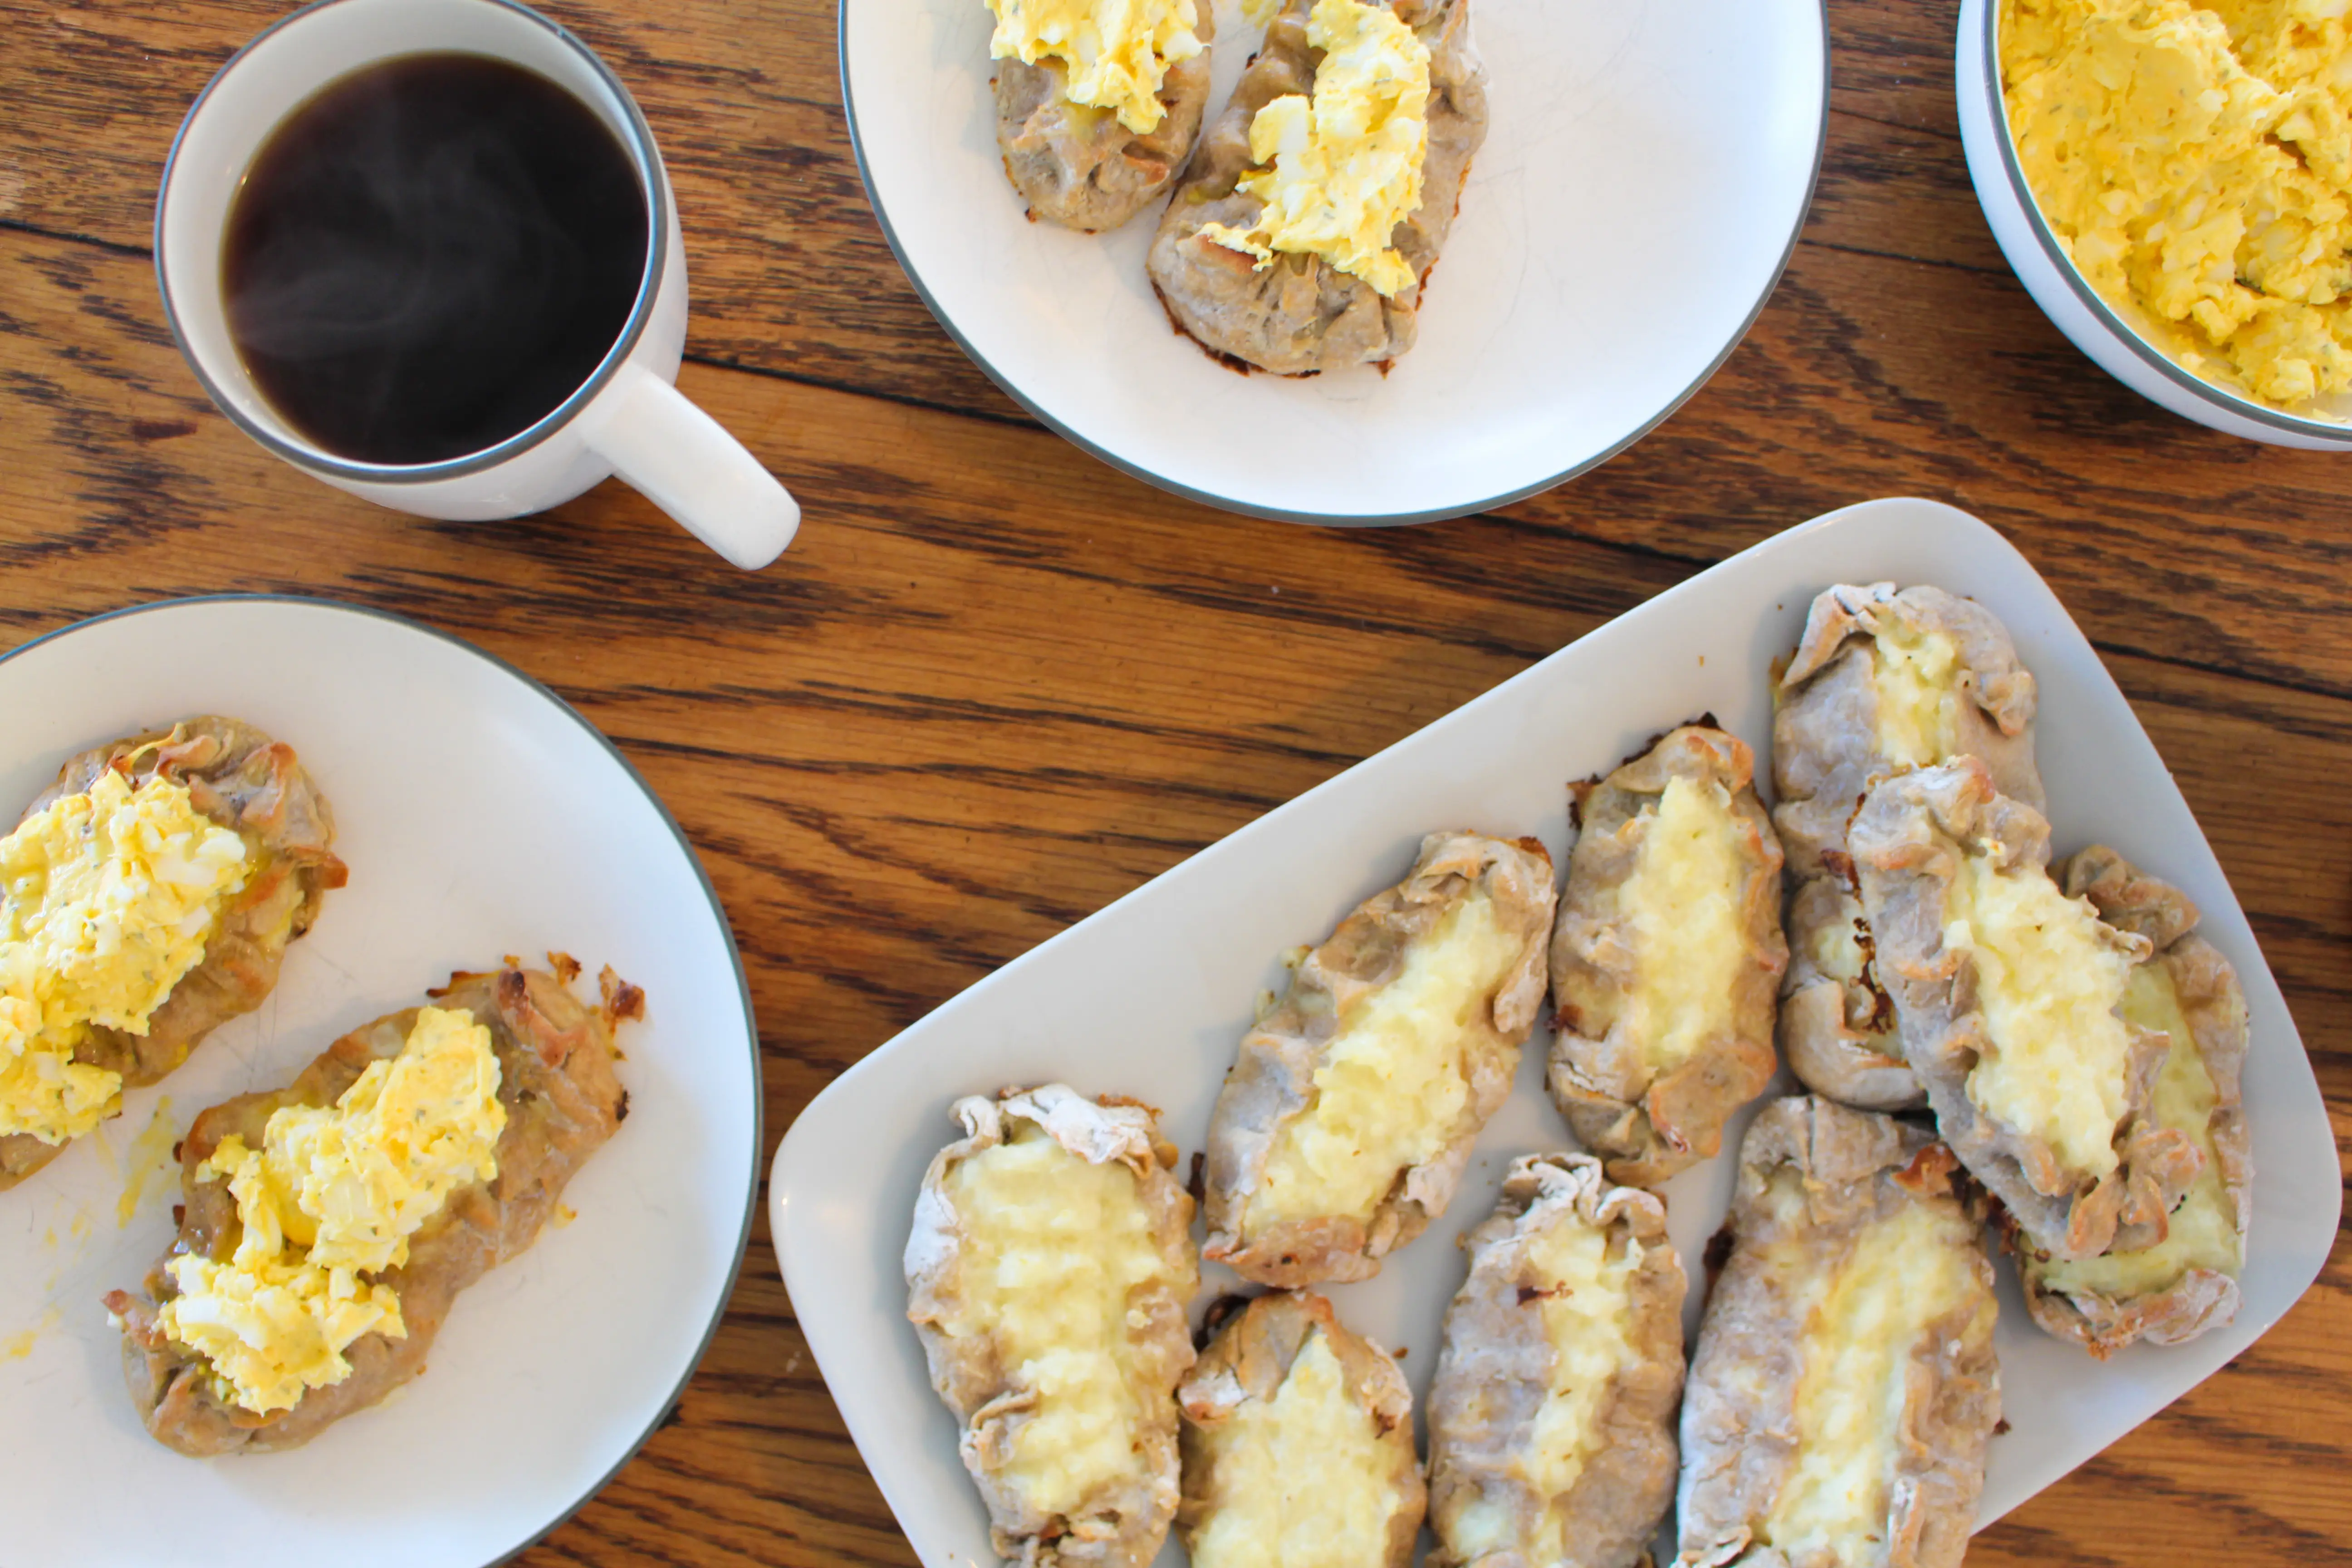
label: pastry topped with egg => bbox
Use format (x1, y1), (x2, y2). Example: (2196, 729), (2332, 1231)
(1199, 829), (1556, 1287)
(905, 1083), (1200, 1567)
(2008, 845), (2252, 1355)
(1770, 583), (2043, 1113)
(1849, 760), (2205, 1265)
(1675, 1097), (2000, 1568)
(1148, 0), (1489, 373)
(0, 716), (345, 1191)
(2001, 0), (2352, 413)
(1178, 1290), (1426, 1568)
(1548, 725), (1787, 1189)
(104, 959), (637, 1454)
(986, 0), (1217, 230)
(1425, 1154), (1686, 1568)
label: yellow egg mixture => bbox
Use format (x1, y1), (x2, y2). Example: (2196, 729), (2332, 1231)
(1442, 1216), (1645, 1564)
(1200, 0), (1431, 296)
(2003, 0), (2352, 409)
(1942, 848), (2139, 1180)
(1760, 1193), (1993, 1566)
(156, 1006), (506, 1415)
(1187, 1328), (1415, 1568)
(939, 1118), (1179, 1519)
(1619, 776), (1750, 1076)
(2038, 960), (2243, 1298)
(987, 0), (1205, 133)
(1245, 891), (1521, 1237)
(0, 770), (250, 1145)
(1870, 623), (1964, 768)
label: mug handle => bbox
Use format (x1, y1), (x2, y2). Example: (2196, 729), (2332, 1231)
(583, 362), (799, 570)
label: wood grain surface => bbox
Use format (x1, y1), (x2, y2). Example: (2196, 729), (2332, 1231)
(0, 0), (2347, 1564)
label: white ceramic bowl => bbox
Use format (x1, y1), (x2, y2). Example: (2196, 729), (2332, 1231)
(841, 0), (1829, 524)
(0, 598), (762, 1568)
(1956, 0), (2352, 447)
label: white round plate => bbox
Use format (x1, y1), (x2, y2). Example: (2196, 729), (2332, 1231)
(840, 0), (1828, 523)
(0, 598), (759, 1568)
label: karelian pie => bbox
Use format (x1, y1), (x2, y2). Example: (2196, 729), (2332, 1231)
(1772, 583), (2043, 1113)
(2008, 846), (2252, 1354)
(1147, 0), (1489, 373)
(1178, 1289), (1425, 1568)
(1426, 1154), (1684, 1568)
(2, 716), (346, 1190)
(1850, 761), (2202, 1262)
(1676, 1096), (1999, 1568)
(1549, 725), (1785, 1188)
(905, 1084), (1199, 1567)
(1201, 831), (1555, 1286)
(106, 961), (635, 1455)
(989, 0), (1216, 230)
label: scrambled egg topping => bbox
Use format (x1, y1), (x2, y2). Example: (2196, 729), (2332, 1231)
(2003, 0), (2352, 408)
(1200, 0), (1431, 296)
(157, 1006), (507, 1415)
(0, 770), (249, 1144)
(987, 0), (1205, 134)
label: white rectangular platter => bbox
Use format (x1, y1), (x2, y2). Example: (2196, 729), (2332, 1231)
(769, 495), (2339, 1567)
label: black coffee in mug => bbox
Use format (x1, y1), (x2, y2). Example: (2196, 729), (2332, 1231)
(221, 53), (649, 466)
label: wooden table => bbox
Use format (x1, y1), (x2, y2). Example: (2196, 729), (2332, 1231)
(2, 0), (2345, 1562)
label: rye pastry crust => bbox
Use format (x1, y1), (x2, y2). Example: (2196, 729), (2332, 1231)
(104, 962), (635, 1455)
(1426, 1154), (1685, 1568)
(905, 1085), (1199, 1568)
(1850, 761), (2201, 1262)
(1, 715), (348, 1191)
(995, 2), (1215, 231)
(1145, 0), (1488, 374)
(1777, 875), (1920, 1113)
(1201, 831), (1555, 1287)
(2009, 847), (2253, 1354)
(1771, 583), (2043, 876)
(1178, 1290), (1425, 1568)
(1675, 1097), (1999, 1568)
(1548, 726), (1786, 1188)
(1772, 584), (2042, 1113)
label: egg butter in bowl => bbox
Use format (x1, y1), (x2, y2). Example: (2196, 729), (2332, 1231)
(1960, 0), (2352, 445)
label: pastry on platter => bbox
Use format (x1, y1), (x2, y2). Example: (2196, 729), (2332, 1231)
(1548, 725), (1785, 1188)
(1850, 760), (2202, 1262)
(1426, 1154), (1684, 1568)
(1146, 0), (1488, 373)
(1178, 1289), (1424, 1568)
(985, 0), (1216, 230)
(2008, 846), (2252, 1354)
(1201, 830), (1555, 1286)
(1675, 1096), (1999, 1568)
(905, 1084), (1199, 1567)
(105, 960), (637, 1454)
(2, 716), (346, 1190)
(1772, 584), (2042, 1113)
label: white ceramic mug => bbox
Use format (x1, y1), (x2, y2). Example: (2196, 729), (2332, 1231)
(156, 0), (799, 569)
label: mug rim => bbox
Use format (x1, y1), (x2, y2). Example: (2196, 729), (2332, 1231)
(153, 0), (673, 485)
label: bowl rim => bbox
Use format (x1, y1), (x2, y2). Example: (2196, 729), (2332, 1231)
(1975, 0), (2352, 445)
